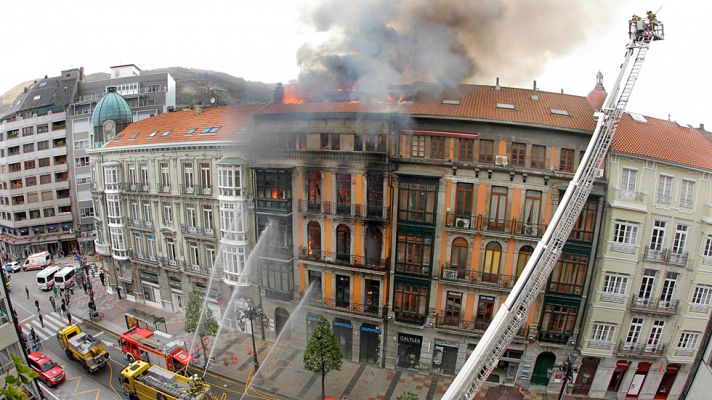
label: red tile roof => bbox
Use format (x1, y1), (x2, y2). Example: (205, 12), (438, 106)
(258, 84), (598, 132)
(613, 114), (712, 170)
(105, 104), (267, 148)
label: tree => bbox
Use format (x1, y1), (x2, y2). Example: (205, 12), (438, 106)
(1, 354), (39, 399)
(303, 316), (342, 400)
(396, 392), (419, 400)
(184, 289), (219, 364)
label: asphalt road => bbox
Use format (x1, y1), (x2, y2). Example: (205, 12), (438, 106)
(7, 265), (277, 400)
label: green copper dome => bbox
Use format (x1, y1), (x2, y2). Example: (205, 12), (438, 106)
(91, 87), (132, 127)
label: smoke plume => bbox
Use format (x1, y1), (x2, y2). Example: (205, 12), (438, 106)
(296, 0), (608, 101)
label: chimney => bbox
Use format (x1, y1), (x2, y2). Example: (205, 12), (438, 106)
(273, 82), (285, 103)
(700, 123), (705, 130)
(194, 103), (203, 116)
(495, 77), (501, 90)
(531, 80), (539, 100)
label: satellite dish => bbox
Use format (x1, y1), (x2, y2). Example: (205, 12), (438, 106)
(210, 97), (216, 104)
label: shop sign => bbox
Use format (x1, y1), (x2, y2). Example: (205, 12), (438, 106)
(435, 338), (459, 348)
(361, 325), (381, 335)
(334, 320), (353, 329)
(398, 333), (422, 345)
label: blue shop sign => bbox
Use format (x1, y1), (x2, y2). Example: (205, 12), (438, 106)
(333, 320), (353, 329)
(307, 314), (321, 322)
(360, 325), (381, 335)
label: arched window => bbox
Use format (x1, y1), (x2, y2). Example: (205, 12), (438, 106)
(482, 241), (502, 282)
(336, 224), (350, 262)
(516, 245), (534, 278)
(449, 237), (468, 279)
(307, 221), (321, 258)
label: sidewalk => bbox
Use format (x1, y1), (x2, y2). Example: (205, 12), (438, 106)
(70, 268), (588, 400)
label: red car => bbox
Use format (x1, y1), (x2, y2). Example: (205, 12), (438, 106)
(27, 352), (65, 386)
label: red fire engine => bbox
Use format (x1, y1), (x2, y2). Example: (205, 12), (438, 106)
(118, 327), (192, 372)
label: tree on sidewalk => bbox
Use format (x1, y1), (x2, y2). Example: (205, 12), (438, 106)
(396, 392), (419, 400)
(303, 316), (342, 400)
(1, 354), (39, 399)
(184, 289), (219, 364)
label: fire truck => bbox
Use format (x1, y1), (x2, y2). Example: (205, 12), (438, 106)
(119, 327), (192, 373)
(120, 360), (214, 400)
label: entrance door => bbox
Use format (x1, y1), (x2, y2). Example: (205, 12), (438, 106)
(531, 352), (556, 386)
(572, 357), (600, 395)
(275, 307), (290, 338)
(444, 291), (462, 326)
(654, 364), (680, 399)
(626, 362), (650, 398)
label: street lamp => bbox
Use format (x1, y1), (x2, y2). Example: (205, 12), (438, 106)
(547, 354), (579, 400)
(237, 302), (267, 371)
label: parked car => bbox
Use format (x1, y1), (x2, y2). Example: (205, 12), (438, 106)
(23, 251), (51, 271)
(27, 352), (65, 387)
(3, 262), (21, 273)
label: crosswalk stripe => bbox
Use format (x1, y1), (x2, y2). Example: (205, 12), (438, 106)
(41, 317), (63, 332)
(44, 313), (67, 327)
(24, 324), (49, 340)
(30, 321), (54, 339)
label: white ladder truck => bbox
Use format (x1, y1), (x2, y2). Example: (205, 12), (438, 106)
(442, 15), (664, 400)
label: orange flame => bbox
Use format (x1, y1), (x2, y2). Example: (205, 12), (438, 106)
(283, 85), (304, 104)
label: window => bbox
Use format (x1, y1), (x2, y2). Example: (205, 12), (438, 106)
(307, 171), (321, 209)
(516, 246), (533, 278)
(692, 286), (712, 309)
(523, 190), (542, 227)
(336, 173), (351, 215)
(672, 224), (688, 255)
(206, 246), (215, 268)
(398, 180), (437, 223)
(163, 204), (173, 226)
(336, 224), (351, 260)
(189, 243), (200, 266)
(559, 148), (575, 172)
(23, 143), (34, 153)
(445, 186), (469, 224)
(570, 200), (597, 242)
(625, 318), (644, 345)
(79, 207), (94, 218)
(680, 179), (695, 208)
(660, 271), (677, 304)
(133, 233), (143, 257)
(591, 323), (616, 342)
(638, 269), (656, 299)
(218, 165), (242, 197)
(140, 164), (148, 186)
(540, 304), (577, 340)
(160, 163), (170, 189)
(40, 174), (52, 185)
(185, 128), (197, 135)
(202, 206), (213, 230)
(146, 235), (155, 259)
(319, 133), (340, 150)
(443, 291), (463, 325)
(488, 186), (508, 229)
(75, 157), (90, 167)
(677, 332), (699, 350)
(364, 134), (386, 152)
(307, 221), (321, 255)
(510, 142), (526, 167)
(482, 241), (501, 281)
(705, 236), (712, 258)
(411, 135), (425, 158)
(602, 273), (628, 295)
(39, 158), (50, 167)
(37, 124), (48, 134)
(200, 163), (211, 189)
(127, 164), (137, 186)
(458, 139), (474, 162)
(255, 169), (291, 201)
(186, 206), (197, 229)
(73, 140), (89, 150)
(22, 127), (33, 136)
(530, 145), (546, 169)
(430, 136), (446, 159)
(657, 175), (673, 204)
(25, 177), (36, 187)
(183, 164), (194, 190)
(549, 253), (587, 295)
(647, 320), (665, 349)
(160, 130), (172, 137)
(612, 221), (638, 249)
(143, 202), (152, 223)
(393, 282), (428, 323)
(396, 233), (433, 275)
(479, 139), (494, 163)
(449, 237), (468, 278)
(165, 240), (176, 261)
(621, 168), (637, 192)
(649, 220), (666, 252)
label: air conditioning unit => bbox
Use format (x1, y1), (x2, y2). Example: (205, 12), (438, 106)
(495, 155), (508, 167)
(443, 269), (458, 280)
(595, 168), (605, 178)
(455, 218), (470, 229)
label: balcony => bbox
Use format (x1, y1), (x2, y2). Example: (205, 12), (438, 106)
(125, 183), (149, 193)
(439, 266), (516, 291)
(309, 296), (386, 319)
(394, 310), (427, 325)
(358, 204), (391, 222)
(298, 247), (388, 272)
(180, 185), (213, 197)
(159, 185), (171, 194)
(184, 263), (214, 277)
(112, 249), (129, 261)
(256, 197), (292, 212)
(434, 315), (491, 333)
(630, 297), (677, 315)
(538, 330), (572, 345)
(586, 339), (613, 350)
(444, 213), (546, 239)
(158, 257), (182, 271)
(127, 219), (153, 230)
(395, 262), (430, 277)
(105, 182), (123, 192)
(615, 188), (646, 203)
(617, 341), (665, 357)
(129, 250), (158, 265)
(643, 248), (689, 267)
(674, 348), (695, 357)
(180, 225), (217, 239)
(298, 199), (323, 214)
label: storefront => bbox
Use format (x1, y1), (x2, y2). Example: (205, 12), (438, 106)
(655, 364), (680, 399)
(490, 349), (522, 384)
(333, 318), (353, 359)
(168, 276), (183, 312)
(359, 323), (380, 364)
(626, 362), (650, 398)
(397, 333), (423, 369)
(432, 338), (459, 375)
(139, 271), (162, 309)
(608, 360), (631, 394)
(306, 313), (321, 338)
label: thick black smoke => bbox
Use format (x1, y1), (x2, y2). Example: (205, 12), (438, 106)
(296, 0), (608, 101)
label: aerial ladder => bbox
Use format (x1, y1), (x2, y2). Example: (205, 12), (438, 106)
(442, 15), (664, 400)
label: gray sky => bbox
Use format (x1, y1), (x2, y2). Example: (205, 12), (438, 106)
(1, 0), (706, 126)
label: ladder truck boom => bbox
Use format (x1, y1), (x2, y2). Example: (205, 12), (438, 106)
(442, 17), (664, 400)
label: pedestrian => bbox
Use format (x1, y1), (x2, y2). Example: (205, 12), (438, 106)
(60, 299), (66, 315)
(83, 282), (88, 294)
(24, 285), (29, 300)
(38, 313), (44, 328)
(34, 299), (40, 313)
(66, 311), (72, 325)
(12, 310), (17, 322)
(99, 270), (105, 286)
(30, 326), (38, 343)
(49, 296), (56, 313)
(52, 285), (57, 298)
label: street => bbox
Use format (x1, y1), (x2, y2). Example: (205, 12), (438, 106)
(7, 261), (280, 400)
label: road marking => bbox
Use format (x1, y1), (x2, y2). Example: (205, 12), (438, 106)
(37, 383), (61, 400)
(94, 331), (104, 338)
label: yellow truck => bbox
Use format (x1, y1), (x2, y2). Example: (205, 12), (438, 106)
(56, 324), (109, 373)
(120, 361), (214, 400)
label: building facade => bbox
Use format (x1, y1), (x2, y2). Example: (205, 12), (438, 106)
(67, 64), (175, 254)
(580, 114), (712, 399)
(0, 69), (82, 259)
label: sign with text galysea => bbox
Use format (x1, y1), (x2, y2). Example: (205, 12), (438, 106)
(398, 333), (422, 345)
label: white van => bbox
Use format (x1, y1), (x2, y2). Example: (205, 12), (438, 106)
(23, 251), (51, 271)
(37, 266), (61, 290)
(54, 266), (76, 290)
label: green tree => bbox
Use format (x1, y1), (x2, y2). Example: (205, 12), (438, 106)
(396, 392), (419, 400)
(303, 316), (342, 400)
(2, 354), (39, 399)
(184, 289), (219, 364)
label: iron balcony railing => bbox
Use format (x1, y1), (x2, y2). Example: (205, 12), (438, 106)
(616, 188), (646, 202)
(395, 262), (430, 277)
(445, 212), (546, 238)
(127, 219), (153, 229)
(180, 224), (216, 238)
(434, 315), (491, 332)
(394, 310), (427, 325)
(180, 185), (213, 196)
(309, 296), (386, 318)
(158, 257), (182, 270)
(538, 330), (572, 345)
(297, 247), (388, 272)
(129, 250), (158, 265)
(255, 197), (292, 211)
(126, 183), (150, 193)
(184, 263), (213, 277)
(643, 247), (688, 267)
(439, 266), (516, 289)
(617, 341), (665, 357)
(630, 297), (678, 314)
(298, 200), (390, 222)
(104, 182), (123, 191)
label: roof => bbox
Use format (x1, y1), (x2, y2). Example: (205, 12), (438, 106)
(104, 104), (266, 148)
(2, 73), (79, 119)
(613, 113), (712, 170)
(257, 84), (598, 132)
(92, 88), (133, 127)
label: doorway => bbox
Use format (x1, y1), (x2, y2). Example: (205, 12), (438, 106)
(531, 352), (556, 386)
(572, 357), (600, 395)
(654, 364), (680, 399)
(275, 307), (290, 338)
(626, 362), (650, 398)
